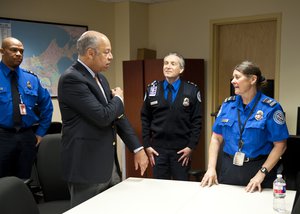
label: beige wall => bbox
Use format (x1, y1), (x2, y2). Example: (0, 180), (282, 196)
(1, 0), (300, 166)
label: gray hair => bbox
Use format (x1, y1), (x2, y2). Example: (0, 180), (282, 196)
(77, 32), (99, 56)
(164, 52), (185, 69)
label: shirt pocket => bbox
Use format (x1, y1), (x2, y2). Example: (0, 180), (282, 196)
(0, 87), (9, 103)
(23, 88), (38, 107)
(218, 119), (238, 138)
(244, 119), (267, 146)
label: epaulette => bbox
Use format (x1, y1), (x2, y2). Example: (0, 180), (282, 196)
(224, 96), (236, 102)
(147, 80), (159, 87)
(262, 98), (277, 107)
(24, 70), (38, 77)
(187, 81), (198, 87)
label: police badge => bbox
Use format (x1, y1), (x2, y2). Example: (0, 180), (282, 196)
(183, 97), (189, 107)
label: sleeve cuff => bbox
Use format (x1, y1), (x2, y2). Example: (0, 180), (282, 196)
(133, 146), (144, 153)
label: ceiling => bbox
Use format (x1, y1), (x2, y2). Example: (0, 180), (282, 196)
(97, 0), (174, 3)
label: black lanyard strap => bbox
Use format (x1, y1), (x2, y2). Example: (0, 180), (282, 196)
(237, 94), (261, 150)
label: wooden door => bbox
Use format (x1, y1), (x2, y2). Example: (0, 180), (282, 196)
(123, 59), (205, 178)
(213, 18), (278, 111)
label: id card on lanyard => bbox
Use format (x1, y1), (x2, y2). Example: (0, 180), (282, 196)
(233, 95), (261, 166)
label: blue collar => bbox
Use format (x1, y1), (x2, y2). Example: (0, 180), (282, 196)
(163, 78), (181, 92)
(0, 61), (20, 77)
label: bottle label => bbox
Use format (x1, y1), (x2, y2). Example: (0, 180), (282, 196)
(273, 185), (286, 194)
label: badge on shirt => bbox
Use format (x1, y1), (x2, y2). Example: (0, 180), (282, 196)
(19, 103), (27, 115)
(255, 110), (264, 121)
(149, 85), (157, 97)
(233, 151), (245, 166)
(183, 97), (189, 107)
(27, 81), (32, 89)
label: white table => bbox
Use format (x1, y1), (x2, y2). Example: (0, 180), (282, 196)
(64, 177), (296, 214)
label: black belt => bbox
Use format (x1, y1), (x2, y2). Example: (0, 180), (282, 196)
(0, 127), (32, 133)
(224, 152), (268, 163)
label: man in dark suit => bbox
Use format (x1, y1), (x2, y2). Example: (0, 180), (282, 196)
(58, 30), (149, 207)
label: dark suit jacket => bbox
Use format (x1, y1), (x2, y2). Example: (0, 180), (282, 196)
(58, 61), (141, 184)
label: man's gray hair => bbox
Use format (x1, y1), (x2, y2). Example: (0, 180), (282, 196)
(164, 52), (185, 69)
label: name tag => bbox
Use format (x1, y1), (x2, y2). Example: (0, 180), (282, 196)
(150, 101), (158, 106)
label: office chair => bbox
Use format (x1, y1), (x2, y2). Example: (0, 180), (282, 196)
(0, 176), (40, 214)
(29, 121), (63, 202)
(36, 133), (70, 214)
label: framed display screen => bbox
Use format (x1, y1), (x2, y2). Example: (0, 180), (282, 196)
(0, 17), (88, 97)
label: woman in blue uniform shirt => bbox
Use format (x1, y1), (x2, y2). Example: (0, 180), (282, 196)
(200, 61), (288, 192)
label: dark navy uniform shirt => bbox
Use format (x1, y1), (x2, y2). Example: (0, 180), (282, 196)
(213, 91), (289, 158)
(141, 79), (202, 150)
(0, 61), (53, 136)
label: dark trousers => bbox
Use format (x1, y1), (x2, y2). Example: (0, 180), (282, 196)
(153, 147), (190, 181)
(68, 162), (121, 208)
(0, 128), (37, 179)
(219, 153), (277, 188)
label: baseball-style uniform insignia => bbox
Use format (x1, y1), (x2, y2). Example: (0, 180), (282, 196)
(255, 110), (264, 121)
(273, 110), (285, 125)
(183, 97), (190, 106)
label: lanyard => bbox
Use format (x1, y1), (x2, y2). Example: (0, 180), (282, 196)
(237, 94), (261, 151)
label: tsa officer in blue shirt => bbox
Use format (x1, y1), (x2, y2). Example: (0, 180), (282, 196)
(200, 61), (288, 192)
(0, 37), (53, 179)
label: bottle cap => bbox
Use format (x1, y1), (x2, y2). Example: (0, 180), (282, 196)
(277, 174), (282, 178)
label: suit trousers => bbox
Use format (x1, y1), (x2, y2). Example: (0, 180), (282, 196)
(68, 162), (121, 208)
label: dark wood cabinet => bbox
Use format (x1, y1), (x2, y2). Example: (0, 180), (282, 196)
(123, 59), (205, 178)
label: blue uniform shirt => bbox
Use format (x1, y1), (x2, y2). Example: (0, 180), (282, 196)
(213, 91), (289, 158)
(163, 79), (181, 102)
(0, 61), (53, 136)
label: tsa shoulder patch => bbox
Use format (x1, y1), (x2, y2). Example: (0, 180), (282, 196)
(273, 110), (285, 125)
(262, 98), (277, 107)
(224, 96), (236, 102)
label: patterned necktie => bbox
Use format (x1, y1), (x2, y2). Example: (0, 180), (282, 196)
(11, 71), (22, 127)
(167, 84), (173, 105)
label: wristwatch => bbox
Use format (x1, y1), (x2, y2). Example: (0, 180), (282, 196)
(260, 167), (269, 175)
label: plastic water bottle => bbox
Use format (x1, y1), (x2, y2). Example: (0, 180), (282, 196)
(273, 174), (286, 213)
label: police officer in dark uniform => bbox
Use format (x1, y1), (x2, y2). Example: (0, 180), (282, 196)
(0, 37), (53, 179)
(141, 52), (202, 181)
(200, 61), (288, 192)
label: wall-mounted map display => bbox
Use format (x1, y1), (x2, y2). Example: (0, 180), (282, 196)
(0, 17), (87, 97)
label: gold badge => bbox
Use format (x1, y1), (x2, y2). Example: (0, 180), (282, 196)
(183, 97), (190, 106)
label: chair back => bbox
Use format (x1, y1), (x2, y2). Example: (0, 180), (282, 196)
(0, 176), (39, 214)
(36, 133), (70, 202)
